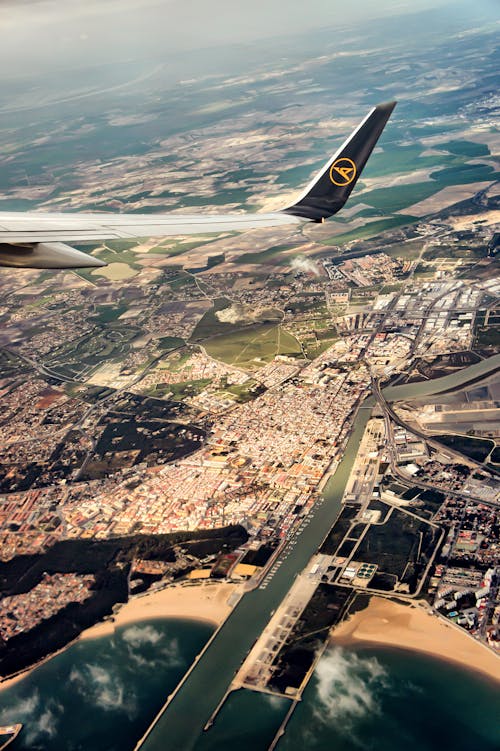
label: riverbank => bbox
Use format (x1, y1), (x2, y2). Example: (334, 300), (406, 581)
(0, 582), (240, 693)
(331, 596), (500, 683)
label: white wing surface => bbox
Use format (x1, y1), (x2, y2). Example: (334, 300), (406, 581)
(0, 102), (396, 268)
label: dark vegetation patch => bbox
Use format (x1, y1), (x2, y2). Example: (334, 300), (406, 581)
(370, 572), (398, 591)
(319, 505), (358, 555)
(415, 351), (481, 378)
(0, 393), (201, 492)
(336, 538), (357, 558)
(269, 585), (353, 694)
(367, 499), (391, 522)
(433, 434), (494, 463)
(240, 543), (277, 568)
(232, 244), (292, 265)
(356, 509), (438, 591)
(0, 526), (247, 676)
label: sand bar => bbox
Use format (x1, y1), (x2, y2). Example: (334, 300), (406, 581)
(332, 596), (500, 683)
(0, 582), (240, 692)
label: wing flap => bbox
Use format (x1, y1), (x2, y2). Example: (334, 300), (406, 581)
(0, 211), (299, 245)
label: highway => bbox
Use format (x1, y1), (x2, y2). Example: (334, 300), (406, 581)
(372, 374), (500, 498)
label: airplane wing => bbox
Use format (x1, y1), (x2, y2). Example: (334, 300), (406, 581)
(0, 101), (396, 269)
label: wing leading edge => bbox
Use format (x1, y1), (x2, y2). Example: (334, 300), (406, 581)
(0, 101), (396, 268)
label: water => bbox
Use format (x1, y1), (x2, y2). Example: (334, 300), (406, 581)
(138, 406), (373, 751)
(0, 619), (213, 751)
(2, 357), (499, 750)
(202, 645), (500, 751)
(279, 645), (500, 751)
(382, 353), (500, 402)
(3, 624), (497, 751)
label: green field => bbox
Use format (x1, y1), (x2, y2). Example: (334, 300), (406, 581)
(384, 241), (424, 260)
(322, 215), (417, 247)
(232, 244), (292, 265)
(190, 298), (234, 340)
(359, 182), (438, 213)
(153, 378), (212, 399)
(204, 324), (303, 368)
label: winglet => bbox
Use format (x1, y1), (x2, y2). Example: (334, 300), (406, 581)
(282, 101), (397, 221)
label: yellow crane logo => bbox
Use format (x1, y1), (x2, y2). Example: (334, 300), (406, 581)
(329, 157), (357, 186)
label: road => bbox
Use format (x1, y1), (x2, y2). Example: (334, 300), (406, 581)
(371, 375), (499, 508)
(135, 404), (373, 751)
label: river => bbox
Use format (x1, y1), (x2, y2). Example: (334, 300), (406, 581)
(1, 356), (499, 751)
(138, 353), (500, 750)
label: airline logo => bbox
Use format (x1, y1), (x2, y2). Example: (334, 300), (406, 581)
(329, 157), (357, 186)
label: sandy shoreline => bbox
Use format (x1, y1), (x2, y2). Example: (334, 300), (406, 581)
(0, 582), (240, 692)
(80, 581), (240, 639)
(331, 596), (500, 683)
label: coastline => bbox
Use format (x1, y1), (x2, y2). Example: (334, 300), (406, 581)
(80, 581), (240, 639)
(331, 596), (500, 684)
(0, 581), (240, 693)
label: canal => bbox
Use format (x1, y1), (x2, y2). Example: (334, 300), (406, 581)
(137, 403), (373, 751)
(137, 355), (500, 751)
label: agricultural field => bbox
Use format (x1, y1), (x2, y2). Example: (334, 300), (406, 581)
(204, 323), (303, 369)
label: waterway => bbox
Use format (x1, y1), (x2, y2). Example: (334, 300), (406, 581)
(137, 354), (500, 750)
(1, 355), (499, 750)
(138, 403), (374, 750)
(200, 645), (500, 751)
(382, 352), (500, 402)
(1, 625), (498, 751)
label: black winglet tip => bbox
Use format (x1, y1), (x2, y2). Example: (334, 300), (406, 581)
(376, 100), (397, 114)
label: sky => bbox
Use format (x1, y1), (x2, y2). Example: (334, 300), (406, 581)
(0, 0), (463, 77)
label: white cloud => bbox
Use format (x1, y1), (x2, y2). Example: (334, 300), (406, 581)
(313, 647), (388, 728)
(122, 624), (164, 647)
(69, 662), (137, 715)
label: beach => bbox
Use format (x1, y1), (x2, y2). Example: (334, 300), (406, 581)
(0, 582), (240, 692)
(331, 596), (500, 683)
(79, 581), (240, 640)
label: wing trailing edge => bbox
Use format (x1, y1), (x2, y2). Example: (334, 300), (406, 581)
(0, 102), (396, 268)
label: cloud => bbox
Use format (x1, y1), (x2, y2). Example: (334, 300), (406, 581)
(70, 663), (137, 715)
(29, 704), (62, 742)
(291, 256), (321, 276)
(6, 693), (64, 747)
(122, 624), (164, 647)
(266, 693), (286, 710)
(313, 647), (388, 730)
(121, 627), (183, 669)
(7, 691), (40, 717)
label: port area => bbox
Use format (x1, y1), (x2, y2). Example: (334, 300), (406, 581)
(0, 724), (23, 751)
(232, 554), (331, 698)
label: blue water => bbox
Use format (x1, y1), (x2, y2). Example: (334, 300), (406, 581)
(1, 621), (498, 751)
(0, 619), (213, 751)
(279, 645), (500, 751)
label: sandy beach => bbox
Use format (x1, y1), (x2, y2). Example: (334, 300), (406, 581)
(0, 582), (240, 692)
(332, 596), (500, 683)
(80, 581), (241, 640)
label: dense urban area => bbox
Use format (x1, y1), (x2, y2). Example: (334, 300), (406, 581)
(0, 172), (498, 679)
